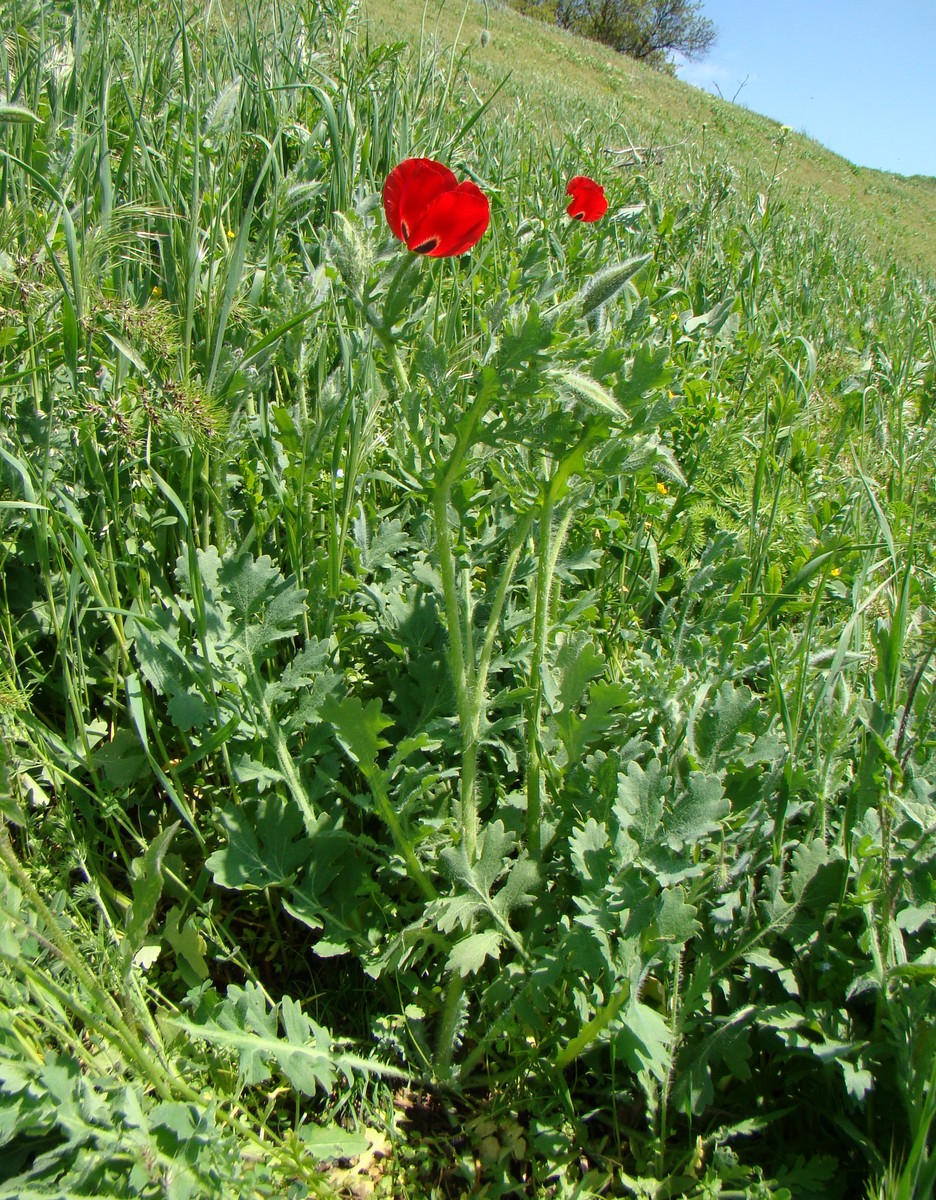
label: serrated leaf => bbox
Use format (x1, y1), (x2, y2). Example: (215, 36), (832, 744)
(664, 772), (729, 849)
(774, 1154), (840, 1200)
(264, 640), (341, 726)
(615, 759), (668, 849)
(413, 335), (450, 397)
(570, 819), (611, 886)
(167, 689), (212, 731)
(446, 930), (502, 977)
(672, 1005), (769, 1114)
(656, 886), (701, 950)
(176, 989), (332, 1095)
(497, 305), (554, 370)
(614, 343), (673, 409)
(231, 755), (284, 792)
(275, 639), (332, 688)
(217, 552), (308, 656)
(441, 820), (513, 897)
(433, 892), (483, 935)
(206, 796), (308, 890)
(614, 1002), (672, 1086)
(278, 997), (336, 1095)
(175, 985), (400, 1097)
(122, 823), (179, 976)
(790, 839), (833, 902)
(175, 543), (223, 597)
(38, 1052), (80, 1105)
(555, 681), (628, 760)
(553, 631), (605, 712)
(352, 516), (410, 572)
(690, 681), (758, 768)
(301, 1125), (371, 1159)
(492, 854), (539, 918)
(164, 906), (208, 982)
(437, 822), (535, 953)
(322, 695), (392, 774)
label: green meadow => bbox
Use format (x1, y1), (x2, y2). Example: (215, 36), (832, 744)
(0, 0), (934, 1196)
(366, 0), (936, 277)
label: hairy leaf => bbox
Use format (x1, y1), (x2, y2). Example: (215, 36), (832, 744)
(206, 796), (308, 890)
(447, 930), (502, 977)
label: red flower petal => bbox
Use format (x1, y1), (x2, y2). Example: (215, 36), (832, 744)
(406, 182), (490, 256)
(384, 158), (458, 243)
(383, 157), (490, 256)
(566, 175), (608, 222)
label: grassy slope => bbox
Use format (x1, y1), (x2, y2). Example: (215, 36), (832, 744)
(364, 0), (936, 277)
(2, 2), (935, 1195)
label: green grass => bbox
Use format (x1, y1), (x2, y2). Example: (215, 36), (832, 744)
(364, 0), (936, 277)
(0, 0), (935, 1197)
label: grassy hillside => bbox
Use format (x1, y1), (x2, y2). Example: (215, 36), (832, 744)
(1, 0), (935, 1197)
(365, 0), (936, 275)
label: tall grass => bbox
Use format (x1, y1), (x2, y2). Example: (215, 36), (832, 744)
(1, 0), (934, 1196)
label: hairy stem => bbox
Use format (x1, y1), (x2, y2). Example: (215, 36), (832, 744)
(431, 388), (500, 862)
(526, 495), (575, 858)
(525, 429), (600, 857)
(554, 980), (630, 1070)
(434, 974), (466, 1079)
(433, 482), (477, 860)
(369, 769), (438, 902)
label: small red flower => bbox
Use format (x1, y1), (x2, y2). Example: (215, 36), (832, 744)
(566, 175), (608, 222)
(383, 157), (490, 257)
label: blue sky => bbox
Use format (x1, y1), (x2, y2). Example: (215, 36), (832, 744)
(675, 0), (936, 178)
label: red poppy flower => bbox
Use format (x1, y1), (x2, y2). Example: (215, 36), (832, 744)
(566, 175), (608, 222)
(383, 157), (490, 257)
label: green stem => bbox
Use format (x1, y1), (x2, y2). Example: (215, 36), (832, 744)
(473, 509), (536, 715)
(368, 769), (438, 903)
(554, 980), (630, 1070)
(384, 337), (410, 395)
(250, 663), (318, 829)
(368, 252), (421, 396)
(0, 830), (293, 1159)
(433, 483), (477, 860)
(441, 516), (536, 873)
(431, 388), (500, 863)
(526, 495), (576, 858)
(0, 832), (175, 1099)
(434, 974), (465, 1079)
(525, 488), (556, 860)
(525, 430), (600, 858)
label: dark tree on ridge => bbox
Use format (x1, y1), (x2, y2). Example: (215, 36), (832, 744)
(549, 0), (716, 71)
